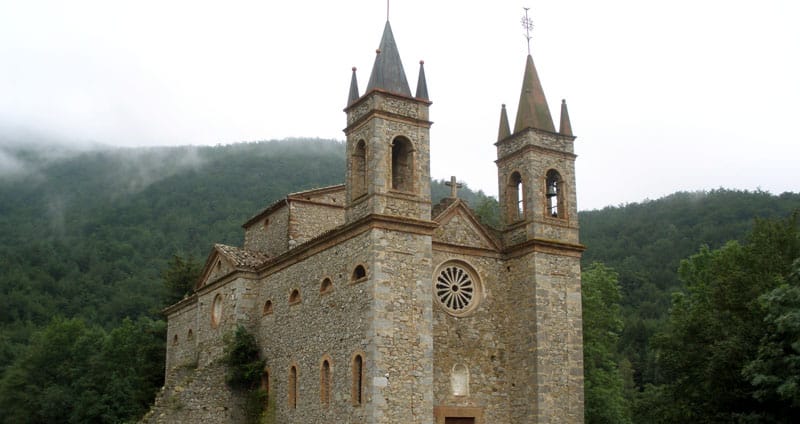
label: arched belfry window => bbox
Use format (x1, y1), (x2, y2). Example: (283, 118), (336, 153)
(507, 171), (524, 222)
(352, 139), (367, 198)
(546, 169), (565, 218)
(391, 137), (413, 192)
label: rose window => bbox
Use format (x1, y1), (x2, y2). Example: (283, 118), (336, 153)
(435, 263), (481, 316)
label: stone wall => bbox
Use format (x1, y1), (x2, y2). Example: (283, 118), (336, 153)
(288, 201), (344, 248)
(141, 362), (247, 424)
(368, 228), (434, 424)
(165, 299), (198, 372)
(431, 251), (510, 423)
(244, 205), (289, 257)
(253, 231), (373, 423)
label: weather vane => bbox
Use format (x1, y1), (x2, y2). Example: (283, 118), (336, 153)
(521, 7), (533, 55)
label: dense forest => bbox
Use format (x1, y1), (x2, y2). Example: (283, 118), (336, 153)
(0, 139), (798, 422)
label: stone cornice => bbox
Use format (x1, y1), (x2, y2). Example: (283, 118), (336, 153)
(344, 108), (433, 135)
(495, 143), (577, 165)
(503, 237), (586, 259)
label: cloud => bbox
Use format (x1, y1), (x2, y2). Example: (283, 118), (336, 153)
(0, 148), (29, 178)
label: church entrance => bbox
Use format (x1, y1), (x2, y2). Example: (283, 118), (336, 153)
(444, 418), (475, 424)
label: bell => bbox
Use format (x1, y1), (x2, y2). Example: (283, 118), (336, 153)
(546, 183), (557, 197)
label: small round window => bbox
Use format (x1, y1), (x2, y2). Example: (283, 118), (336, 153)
(434, 262), (482, 316)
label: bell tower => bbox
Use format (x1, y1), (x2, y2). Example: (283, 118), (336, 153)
(496, 54), (579, 246)
(496, 48), (585, 422)
(343, 21), (432, 223)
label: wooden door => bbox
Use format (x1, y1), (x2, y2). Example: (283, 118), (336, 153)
(444, 418), (475, 424)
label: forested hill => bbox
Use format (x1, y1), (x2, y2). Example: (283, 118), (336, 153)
(0, 138), (798, 422)
(578, 190), (800, 389)
(0, 139), (494, 370)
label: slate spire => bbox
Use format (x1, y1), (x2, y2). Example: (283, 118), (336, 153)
(514, 55), (555, 133)
(347, 67), (360, 106)
(415, 60), (429, 100)
(559, 99), (573, 136)
(497, 104), (511, 141)
(366, 21), (412, 97)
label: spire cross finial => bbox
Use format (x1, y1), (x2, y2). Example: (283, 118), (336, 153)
(522, 7), (533, 55)
(387, 0), (390, 21)
(445, 176), (463, 198)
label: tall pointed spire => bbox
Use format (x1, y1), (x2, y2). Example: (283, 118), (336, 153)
(498, 104), (511, 141)
(366, 21), (412, 97)
(514, 55), (555, 133)
(415, 60), (429, 100)
(559, 99), (573, 136)
(347, 67), (360, 106)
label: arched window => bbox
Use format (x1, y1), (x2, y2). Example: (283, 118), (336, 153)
(352, 140), (367, 198)
(263, 299), (273, 315)
(351, 265), (367, 282)
(351, 354), (364, 406)
(507, 171), (524, 222)
(172, 334), (178, 345)
(391, 137), (413, 191)
(320, 358), (332, 406)
(289, 365), (298, 409)
(289, 289), (301, 305)
(545, 169), (564, 218)
(187, 329), (194, 340)
(320, 278), (333, 295)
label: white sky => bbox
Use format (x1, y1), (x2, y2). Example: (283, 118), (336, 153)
(1, 0), (798, 210)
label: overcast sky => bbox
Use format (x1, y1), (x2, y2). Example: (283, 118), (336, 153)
(1, 0), (797, 210)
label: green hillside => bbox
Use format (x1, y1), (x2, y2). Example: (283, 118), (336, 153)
(0, 139), (798, 422)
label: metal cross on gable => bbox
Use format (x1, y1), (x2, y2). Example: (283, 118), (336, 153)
(445, 176), (463, 198)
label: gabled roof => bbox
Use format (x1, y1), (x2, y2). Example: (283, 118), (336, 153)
(365, 21), (412, 97)
(432, 198), (501, 252)
(195, 244), (270, 290)
(514, 55), (555, 133)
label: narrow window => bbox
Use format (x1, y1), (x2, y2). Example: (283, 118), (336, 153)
(352, 140), (367, 198)
(391, 137), (413, 191)
(187, 329), (193, 340)
(321, 359), (332, 406)
(172, 334), (178, 345)
(545, 169), (564, 218)
(320, 278), (333, 294)
(352, 265), (366, 282)
(507, 172), (524, 222)
(289, 289), (301, 305)
(263, 299), (273, 315)
(352, 354), (364, 406)
(289, 365), (298, 409)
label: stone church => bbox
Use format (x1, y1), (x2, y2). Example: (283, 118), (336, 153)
(154, 16), (584, 424)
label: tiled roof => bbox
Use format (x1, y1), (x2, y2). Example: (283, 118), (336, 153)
(215, 244), (270, 270)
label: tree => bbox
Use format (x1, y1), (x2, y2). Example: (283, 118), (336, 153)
(162, 255), (201, 305)
(638, 215), (799, 422)
(582, 263), (632, 424)
(743, 259), (800, 418)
